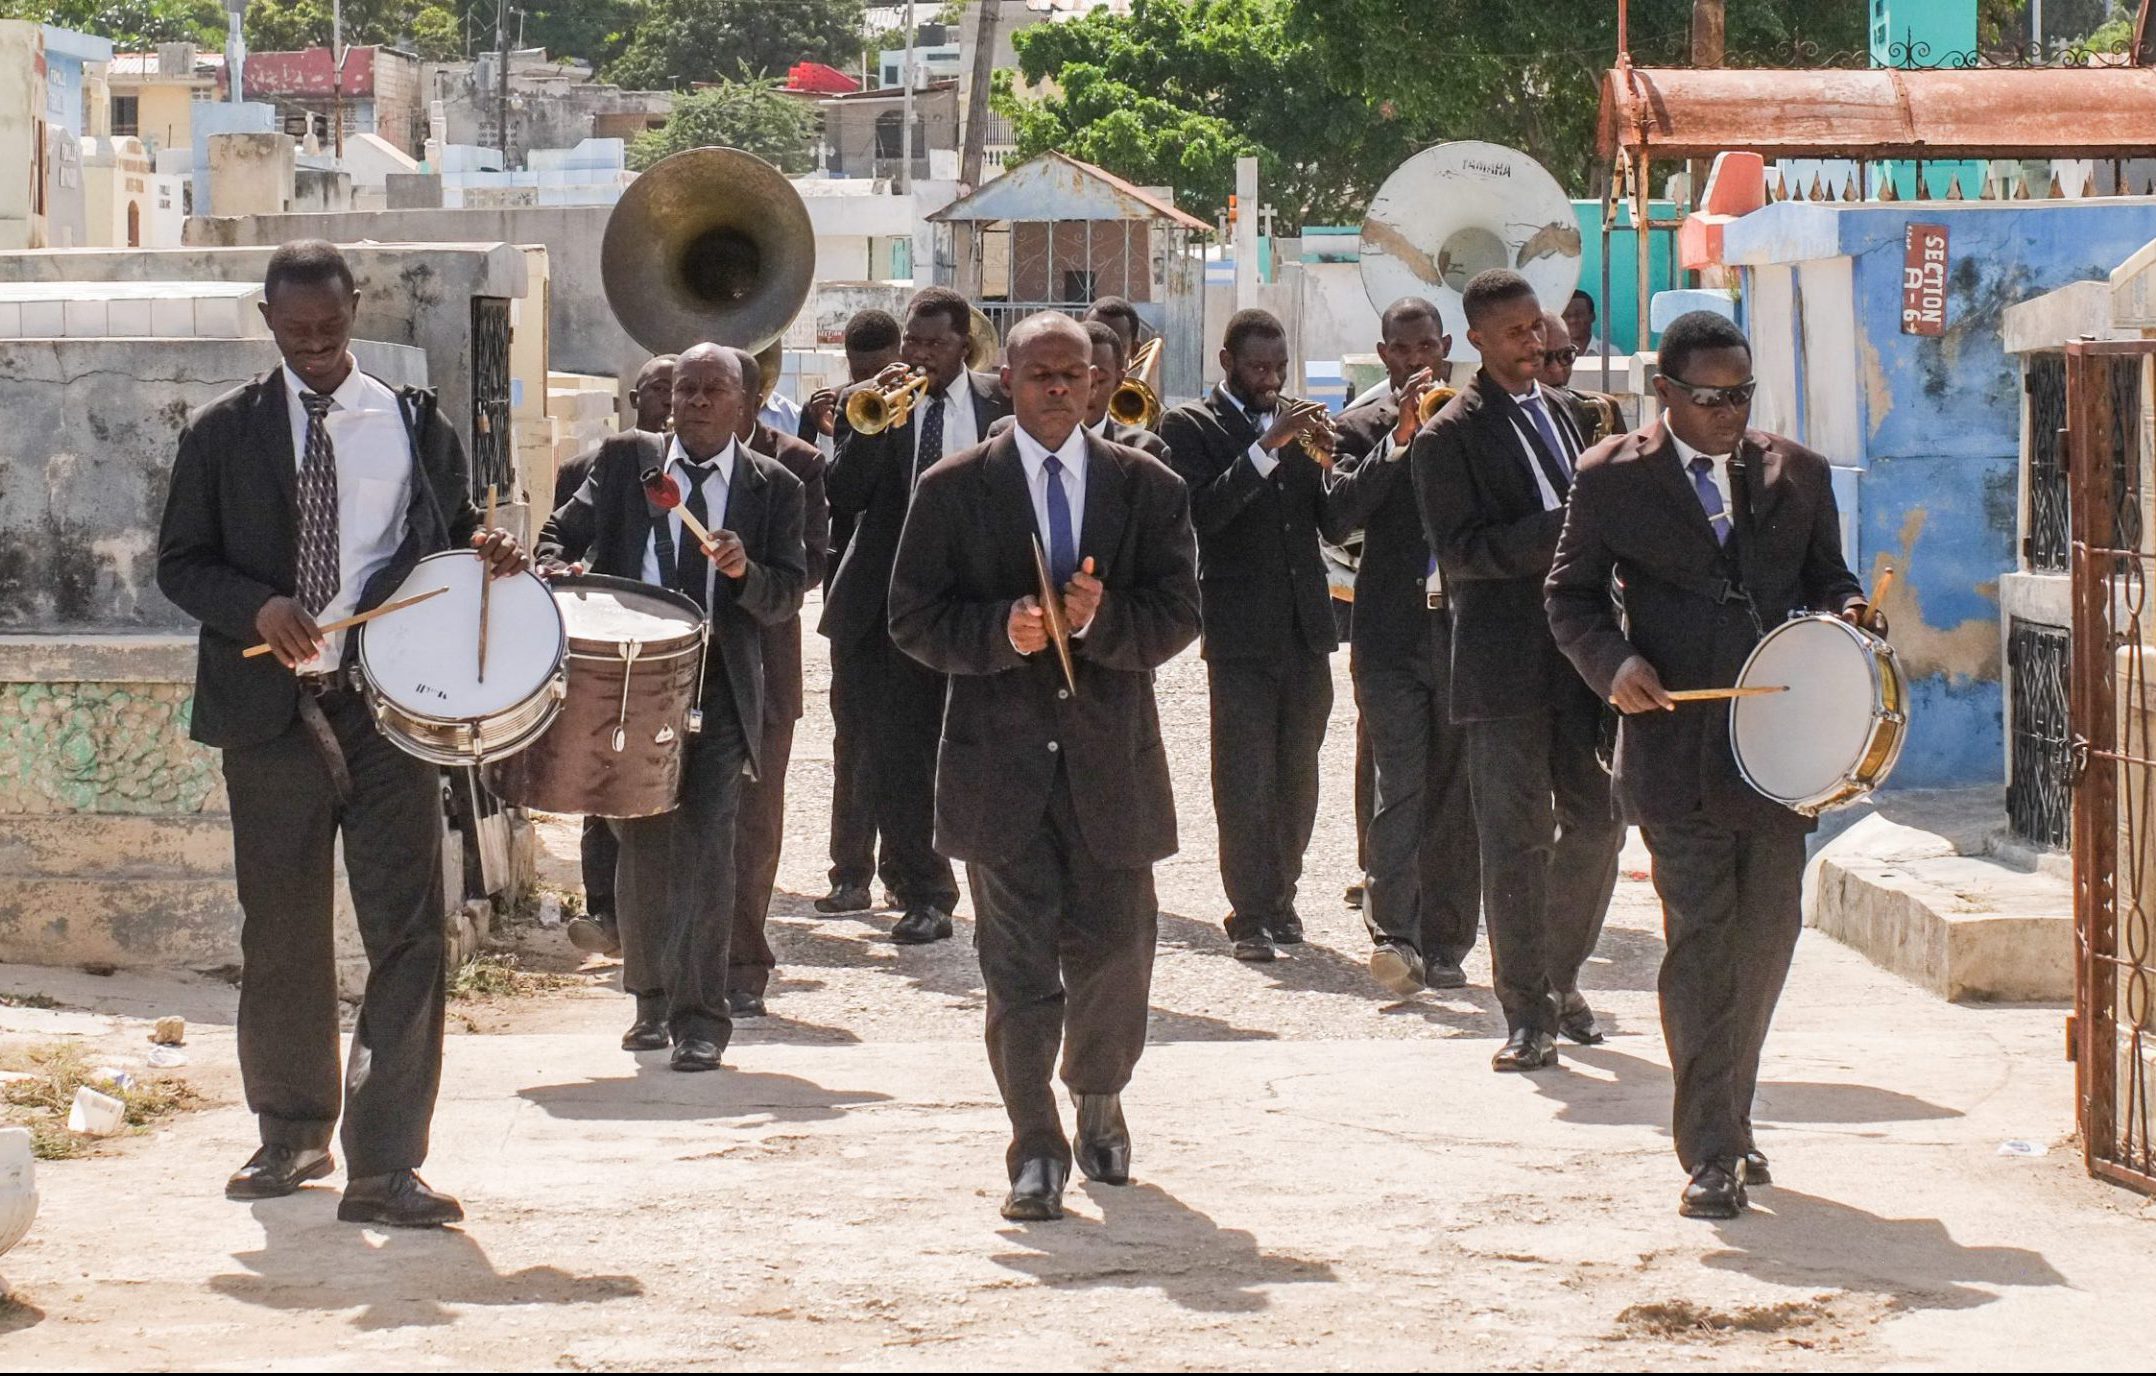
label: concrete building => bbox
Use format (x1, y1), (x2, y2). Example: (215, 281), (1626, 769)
(820, 79), (960, 183)
(242, 44), (422, 155)
(0, 21), (116, 250)
(80, 135), (186, 248)
(430, 49), (671, 166)
(105, 44), (223, 158)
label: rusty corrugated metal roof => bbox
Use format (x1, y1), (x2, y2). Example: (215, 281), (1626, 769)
(931, 150), (1211, 232)
(1598, 64), (2156, 161)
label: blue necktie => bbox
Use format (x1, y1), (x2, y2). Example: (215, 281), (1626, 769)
(1689, 454), (1729, 546)
(1519, 394), (1571, 496)
(1043, 454), (1077, 590)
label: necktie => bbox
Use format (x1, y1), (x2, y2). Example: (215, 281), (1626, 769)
(1518, 394), (1572, 498)
(677, 458), (717, 610)
(1689, 454), (1729, 546)
(1043, 454), (1077, 590)
(294, 390), (341, 614)
(914, 392), (947, 484)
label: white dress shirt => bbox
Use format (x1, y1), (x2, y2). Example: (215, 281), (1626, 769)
(1218, 384), (1280, 477)
(757, 390), (801, 440)
(1012, 421), (1089, 554)
(640, 435), (737, 603)
(1670, 431), (1735, 535)
(912, 374), (979, 471)
(282, 361), (413, 672)
(1501, 381), (1573, 513)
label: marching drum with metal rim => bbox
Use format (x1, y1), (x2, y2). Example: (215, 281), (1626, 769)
(358, 550), (567, 767)
(482, 574), (708, 819)
(1729, 613), (1908, 816)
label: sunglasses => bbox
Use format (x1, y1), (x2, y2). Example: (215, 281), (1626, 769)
(1544, 346), (1579, 366)
(1661, 375), (1758, 409)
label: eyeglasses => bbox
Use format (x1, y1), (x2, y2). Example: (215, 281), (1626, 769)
(1544, 346), (1579, 366)
(1661, 375), (1757, 409)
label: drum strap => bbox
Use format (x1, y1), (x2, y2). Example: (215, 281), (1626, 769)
(295, 688), (355, 806)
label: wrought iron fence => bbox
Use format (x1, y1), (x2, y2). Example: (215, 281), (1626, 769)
(2008, 618), (2072, 849)
(469, 297), (513, 500)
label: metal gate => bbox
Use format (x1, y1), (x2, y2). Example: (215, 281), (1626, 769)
(469, 297), (514, 500)
(2068, 338), (2156, 1193)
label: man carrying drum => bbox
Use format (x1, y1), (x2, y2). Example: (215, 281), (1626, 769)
(1544, 310), (1875, 1219)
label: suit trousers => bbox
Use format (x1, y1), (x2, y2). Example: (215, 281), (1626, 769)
(831, 630), (958, 911)
(825, 634), (883, 892)
(1640, 813), (1808, 1171)
(616, 707), (751, 1047)
(728, 713), (796, 999)
(1207, 652), (1333, 940)
(969, 766), (1159, 1178)
(1354, 714), (1374, 874)
(1462, 683), (1623, 1034)
(1356, 613), (1481, 964)
(222, 686), (446, 1178)
(580, 814), (618, 918)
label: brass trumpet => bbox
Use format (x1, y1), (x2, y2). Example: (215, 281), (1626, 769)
(1107, 337), (1165, 429)
(844, 370), (933, 435)
(1290, 400), (1339, 464)
(1415, 383), (1459, 425)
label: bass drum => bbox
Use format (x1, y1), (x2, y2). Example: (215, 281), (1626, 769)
(483, 574), (708, 819)
(1729, 614), (1908, 815)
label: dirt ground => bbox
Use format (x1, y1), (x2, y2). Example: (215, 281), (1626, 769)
(1, 602), (2151, 1370)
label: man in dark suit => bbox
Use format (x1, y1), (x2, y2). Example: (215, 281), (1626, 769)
(1412, 269), (1622, 1072)
(539, 344), (807, 1072)
(1081, 296), (1143, 361)
(1326, 298), (1481, 998)
(1158, 309), (1336, 963)
(1548, 310), (1868, 1219)
(990, 321), (1173, 465)
(889, 311), (1200, 1221)
(157, 240), (525, 1226)
(552, 353), (675, 961)
(818, 308), (905, 916)
(824, 287), (1011, 944)
(724, 346), (830, 1018)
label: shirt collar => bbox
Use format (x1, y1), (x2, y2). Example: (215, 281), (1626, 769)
(1668, 431), (1729, 470)
(1218, 382), (1271, 424)
(1011, 421), (1088, 478)
(1084, 417), (1107, 437)
(669, 433), (737, 478)
(282, 356), (371, 411)
(1506, 379), (1547, 407)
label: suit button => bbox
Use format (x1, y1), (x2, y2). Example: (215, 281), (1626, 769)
(1047, 741), (1060, 753)
(1057, 688), (1070, 701)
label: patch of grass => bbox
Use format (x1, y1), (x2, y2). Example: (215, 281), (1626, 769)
(0, 1041), (204, 1159)
(1617, 1297), (1828, 1337)
(0, 993), (58, 1010)
(449, 953), (578, 1001)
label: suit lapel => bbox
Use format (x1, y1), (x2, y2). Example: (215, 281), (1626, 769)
(1079, 432), (1129, 578)
(256, 371), (300, 512)
(1209, 384), (1259, 451)
(1736, 432), (1785, 527)
(1640, 422), (1723, 550)
(980, 432), (1038, 590)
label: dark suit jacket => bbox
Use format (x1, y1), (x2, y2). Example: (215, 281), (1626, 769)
(1324, 395), (1439, 673)
(1546, 421), (1863, 827)
(1157, 385), (1336, 663)
(752, 420), (829, 723)
(821, 368), (1010, 650)
(157, 369), (480, 749)
(888, 430), (1200, 869)
(989, 413), (1173, 467)
(1411, 371), (1587, 721)
(536, 430), (807, 778)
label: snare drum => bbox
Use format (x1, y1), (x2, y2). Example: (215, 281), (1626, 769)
(359, 550), (567, 766)
(482, 575), (707, 819)
(1729, 613), (1909, 815)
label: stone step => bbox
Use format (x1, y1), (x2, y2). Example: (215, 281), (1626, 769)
(0, 814), (235, 880)
(0, 876), (240, 969)
(0, 281), (269, 340)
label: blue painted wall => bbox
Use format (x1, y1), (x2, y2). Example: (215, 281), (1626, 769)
(1728, 199), (2156, 788)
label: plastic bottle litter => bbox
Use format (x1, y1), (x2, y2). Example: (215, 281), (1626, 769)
(66, 1086), (126, 1137)
(151, 1016), (186, 1046)
(91, 1067), (132, 1091)
(146, 1045), (189, 1069)
(1998, 1138), (2048, 1157)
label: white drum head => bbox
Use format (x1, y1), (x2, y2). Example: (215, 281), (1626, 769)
(556, 582), (703, 648)
(360, 551), (565, 720)
(1731, 617), (1877, 805)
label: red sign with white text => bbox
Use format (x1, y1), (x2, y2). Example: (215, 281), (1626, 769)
(1902, 223), (1949, 335)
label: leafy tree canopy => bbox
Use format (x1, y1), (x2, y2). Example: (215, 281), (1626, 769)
(626, 74), (820, 173)
(239, 0), (464, 60)
(1, 0), (224, 47)
(605, 0), (863, 90)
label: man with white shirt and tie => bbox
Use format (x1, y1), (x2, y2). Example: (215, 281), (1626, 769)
(1547, 310), (1869, 1218)
(157, 240), (526, 1226)
(890, 312), (1200, 1221)
(538, 344), (807, 1072)
(825, 287), (1012, 945)
(1159, 309), (1339, 964)
(1412, 269), (1623, 1073)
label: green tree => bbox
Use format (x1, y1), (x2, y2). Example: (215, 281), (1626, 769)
(522, 0), (644, 72)
(0, 0), (224, 45)
(626, 74), (820, 172)
(606, 0), (864, 89)
(238, 0), (470, 56)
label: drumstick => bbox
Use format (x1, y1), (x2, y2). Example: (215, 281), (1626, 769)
(640, 468), (720, 550)
(477, 484), (497, 683)
(241, 585), (448, 659)
(1865, 564), (1895, 633)
(1663, 685), (1789, 702)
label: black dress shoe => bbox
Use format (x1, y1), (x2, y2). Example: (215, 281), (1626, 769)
(1000, 1156), (1069, 1221)
(726, 989), (767, 1018)
(1272, 910), (1305, 945)
(566, 915), (621, 956)
(1425, 954), (1469, 989)
(1740, 1149), (1772, 1186)
(1680, 1160), (1748, 1218)
(890, 907), (953, 944)
(339, 1170), (464, 1227)
(1369, 940), (1426, 998)
(622, 994), (670, 1051)
(1490, 1027), (1558, 1072)
(226, 1145), (334, 1200)
(671, 1038), (723, 1072)
(1074, 1093), (1131, 1185)
(1344, 882), (1365, 910)
(814, 883), (872, 915)
(1231, 934), (1276, 963)
(1558, 990), (1606, 1045)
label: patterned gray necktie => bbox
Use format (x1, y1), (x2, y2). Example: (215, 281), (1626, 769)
(294, 390), (341, 614)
